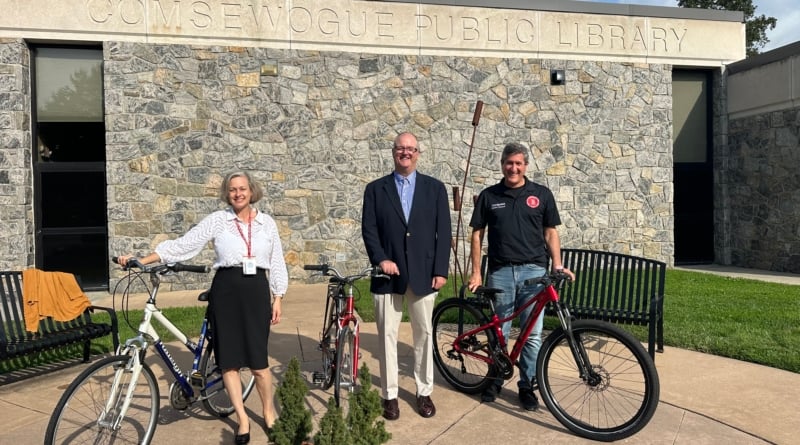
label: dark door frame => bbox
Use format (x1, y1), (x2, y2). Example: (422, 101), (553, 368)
(30, 44), (109, 290)
(673, 69), (714, 265)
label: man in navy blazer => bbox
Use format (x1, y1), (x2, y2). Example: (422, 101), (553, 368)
(362, 132), (451, 420)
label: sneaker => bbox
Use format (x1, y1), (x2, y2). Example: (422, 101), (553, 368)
(481, 384), (501, 403)
(518, 387), (539, 411)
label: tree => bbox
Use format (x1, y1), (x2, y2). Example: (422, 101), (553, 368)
(678, 0), (777, 56)
(270, 357), (314, 445)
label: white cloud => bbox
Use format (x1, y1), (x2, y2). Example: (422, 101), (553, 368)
(579, 0), (798, 52)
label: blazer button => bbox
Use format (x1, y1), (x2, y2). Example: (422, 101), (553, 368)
(406, 232), (411, 237)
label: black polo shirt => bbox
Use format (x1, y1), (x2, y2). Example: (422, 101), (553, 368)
(469, 177), (561, 268)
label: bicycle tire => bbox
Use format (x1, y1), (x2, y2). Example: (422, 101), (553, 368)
(318, 298), (338, 390)
(200, 338), (256, 417)
(333, 324), (357, 415)
(537, 319), (660, 442)
(432, 298), (498, 394)
(45, 354), (160, 445)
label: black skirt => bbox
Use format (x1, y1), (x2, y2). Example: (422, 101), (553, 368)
(208, 267), (271, 370)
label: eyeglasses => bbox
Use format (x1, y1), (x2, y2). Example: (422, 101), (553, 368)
(394, 146), (418, 153)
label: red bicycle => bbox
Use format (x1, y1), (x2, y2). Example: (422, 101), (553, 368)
(432, 271), (660, 442)
(305, 263), (385, 414)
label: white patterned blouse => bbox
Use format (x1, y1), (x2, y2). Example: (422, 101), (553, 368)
(154, 207), (288, 296)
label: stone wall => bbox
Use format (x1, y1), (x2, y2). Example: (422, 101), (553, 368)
(104, 42), (673, 288)
(726, 107), (800, 273)
(0, 39), (32, 270)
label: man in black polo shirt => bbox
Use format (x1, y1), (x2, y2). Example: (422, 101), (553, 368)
(467, 142), (574, 411)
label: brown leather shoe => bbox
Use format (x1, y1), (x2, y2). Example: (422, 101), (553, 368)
(416, 395), (436, 418)
(382, 398), (400, 421)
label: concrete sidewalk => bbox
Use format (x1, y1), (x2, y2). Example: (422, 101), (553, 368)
(2, 274), (799, 444)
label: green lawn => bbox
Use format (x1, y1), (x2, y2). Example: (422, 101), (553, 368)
(353, 269), (800, 374)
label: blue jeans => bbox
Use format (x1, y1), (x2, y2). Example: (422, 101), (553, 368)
(487, 263), (546, 390)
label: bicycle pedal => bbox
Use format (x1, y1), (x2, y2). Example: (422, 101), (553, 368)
(312, 371), (325, 384)
(190, 371), (204, 387)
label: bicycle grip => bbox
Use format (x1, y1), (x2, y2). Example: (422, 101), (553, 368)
(523, 276), (547, 286)
(172, 263), (209, 273)
(304, 264), (327, 271)
(112, 256), (143, 270)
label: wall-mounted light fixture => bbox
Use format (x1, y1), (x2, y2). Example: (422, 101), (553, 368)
(550, 69), (565, 85)
(261, 64), (278, 76)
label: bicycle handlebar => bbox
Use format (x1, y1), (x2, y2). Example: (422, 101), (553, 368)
(304, 263), (387, 282)
(523, 271), (572, 287)
(461, 271), (572, 300)
(112, 257), (210, 274)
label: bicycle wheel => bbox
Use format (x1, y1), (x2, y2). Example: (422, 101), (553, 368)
(432, 298), (498, 394)
(537, 320), (660, 442)
(318, 299), (338, 390)
(45, 354), (160, 445)
(333, 324), (357, 414)
(200, 338), (256, 417)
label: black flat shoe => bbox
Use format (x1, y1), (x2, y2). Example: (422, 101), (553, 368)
(234, 432), (250, 445)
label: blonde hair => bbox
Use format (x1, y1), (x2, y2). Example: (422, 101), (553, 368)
(219, 171), (264, 204)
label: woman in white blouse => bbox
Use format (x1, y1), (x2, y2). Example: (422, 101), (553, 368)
(118, 171), (288, 445)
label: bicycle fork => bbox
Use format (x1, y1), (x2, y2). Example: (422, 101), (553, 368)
(348, 322), (361, 387)
(553, 303), (600, 385)
(100, 350), (144, 432)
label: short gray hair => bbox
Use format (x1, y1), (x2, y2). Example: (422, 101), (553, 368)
(501, 142), (529, 164)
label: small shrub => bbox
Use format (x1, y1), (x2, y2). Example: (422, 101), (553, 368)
(270, 356), (313, 445)
(346, 362), (391, 445)
(313, 397), (351, 445)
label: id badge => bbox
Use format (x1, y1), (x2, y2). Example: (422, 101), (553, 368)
(242, 257), (257, 275)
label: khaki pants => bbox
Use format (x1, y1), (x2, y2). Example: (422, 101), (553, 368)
(372, 290), (436, 400)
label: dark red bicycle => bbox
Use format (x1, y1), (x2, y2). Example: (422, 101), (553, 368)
(305, 263), (385, 415)
(432, 271), (660, 442)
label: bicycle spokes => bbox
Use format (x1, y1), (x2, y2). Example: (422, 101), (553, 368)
(537, 320), (659, 441)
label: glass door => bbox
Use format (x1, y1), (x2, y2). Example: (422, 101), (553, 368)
(672, 70), (714, 264)
(33, 46), (108, 290)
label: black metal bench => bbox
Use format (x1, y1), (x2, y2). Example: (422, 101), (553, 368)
(0, 270), (119, 365)
(556, 249), (665, 359)
(481, 249), (666, 360)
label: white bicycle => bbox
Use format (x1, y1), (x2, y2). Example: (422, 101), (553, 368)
(44, 258), (255, 444)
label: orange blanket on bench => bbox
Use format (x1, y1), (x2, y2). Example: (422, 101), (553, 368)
(22, 268), (91, 333)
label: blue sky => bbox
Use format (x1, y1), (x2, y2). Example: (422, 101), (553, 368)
(581, 0), (798, 52)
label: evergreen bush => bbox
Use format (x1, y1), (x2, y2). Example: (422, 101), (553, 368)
(346, 362), (391, 445)
(269, 356), (313, 445)
(313, 397), (351, 445)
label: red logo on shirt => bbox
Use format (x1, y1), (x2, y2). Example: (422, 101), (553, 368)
(526, 196), (540, 208)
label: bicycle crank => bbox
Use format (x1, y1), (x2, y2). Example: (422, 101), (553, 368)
(169, 381), (191, 410)
(494, 353), (514, 379)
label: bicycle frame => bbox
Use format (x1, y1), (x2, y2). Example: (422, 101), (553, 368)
(456, 283), (559, 366)
(326, 281), (360, 382)
(454, 276), (603, 387)
(120, 284), (223, 404)
(339, 283), (360, 381)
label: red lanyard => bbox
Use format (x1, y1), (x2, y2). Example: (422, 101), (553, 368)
(234, 214), (252, 257)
